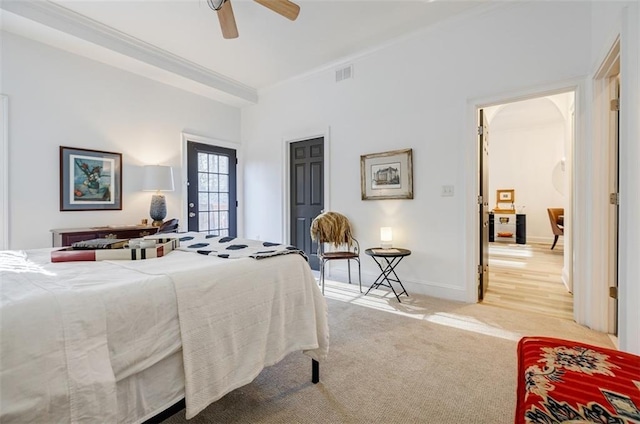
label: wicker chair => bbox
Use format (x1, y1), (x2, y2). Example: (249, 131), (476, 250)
(310, 212), (362, 295)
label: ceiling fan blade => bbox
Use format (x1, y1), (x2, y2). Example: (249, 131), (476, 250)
(254, 0), (300, 21)
(217, 0), (238, 39)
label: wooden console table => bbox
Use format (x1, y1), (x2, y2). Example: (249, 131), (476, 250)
(51, 225), (158, 247)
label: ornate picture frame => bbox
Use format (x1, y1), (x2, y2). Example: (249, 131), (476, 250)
(360, 148), (413, 200)
(60, 146), (122, 211)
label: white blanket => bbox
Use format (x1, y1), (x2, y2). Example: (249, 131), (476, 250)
(0, 249), (179, 423)
(115, 250), (329, 419)
(1, 247), (328, 422)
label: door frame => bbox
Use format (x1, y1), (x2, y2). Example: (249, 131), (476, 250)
(593, 38), (620, 336)
(465, 80), (581, 315)
(0, 95), (8, 250)
(281, 127), (331, 245)
(181, 132), (243, 236)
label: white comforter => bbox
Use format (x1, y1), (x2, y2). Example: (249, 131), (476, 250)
(0, 247), (328, 422)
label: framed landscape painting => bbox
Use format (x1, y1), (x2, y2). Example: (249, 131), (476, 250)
(60, 146), (122, 211)
(360, 148), (413, 200)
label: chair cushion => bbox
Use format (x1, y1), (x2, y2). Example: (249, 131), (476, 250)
(322, 252), (358, 260)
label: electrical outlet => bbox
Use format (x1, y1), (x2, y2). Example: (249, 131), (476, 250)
(441, 185), (454, 197)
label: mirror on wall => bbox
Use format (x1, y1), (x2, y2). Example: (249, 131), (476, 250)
(552, 158), (565, 195)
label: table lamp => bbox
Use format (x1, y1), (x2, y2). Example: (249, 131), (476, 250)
(142, 165), (174, 227)
(380, 227), (393, 248)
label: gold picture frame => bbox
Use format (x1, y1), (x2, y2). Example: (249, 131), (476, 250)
(497, 189), (514, 202)
(495, 189), (515, 213)
(360, 148), (413, 200)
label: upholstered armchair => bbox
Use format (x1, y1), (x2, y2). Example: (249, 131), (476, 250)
(547, 208), (564, 250)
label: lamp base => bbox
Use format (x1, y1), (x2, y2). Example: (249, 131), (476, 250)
(149, 194), (167, 226)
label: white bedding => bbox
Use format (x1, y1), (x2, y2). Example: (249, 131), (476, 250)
(0, 246), (328, 423)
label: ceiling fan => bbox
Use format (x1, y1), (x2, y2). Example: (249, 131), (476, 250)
(206, 0), (300, 39)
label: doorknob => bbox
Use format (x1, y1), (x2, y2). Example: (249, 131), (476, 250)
(189, 202), (194, 208)
(189, 212), (196, 218)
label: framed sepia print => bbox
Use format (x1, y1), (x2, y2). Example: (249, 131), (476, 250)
(360, 148), (413, 200)
(60, 146), (122, 211)
(497, 189), (515, 202)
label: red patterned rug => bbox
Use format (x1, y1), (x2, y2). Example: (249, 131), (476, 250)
(515, 336), (640, 424)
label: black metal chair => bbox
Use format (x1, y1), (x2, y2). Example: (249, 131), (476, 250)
(310, 212), (362, 295)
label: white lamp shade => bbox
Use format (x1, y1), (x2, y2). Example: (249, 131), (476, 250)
(380, 227), (393, 248)
(142, 165), (174, 192)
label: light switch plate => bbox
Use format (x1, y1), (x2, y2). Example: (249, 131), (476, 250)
(441, 185), (454, 197)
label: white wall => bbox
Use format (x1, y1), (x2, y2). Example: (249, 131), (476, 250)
(2, 32), (240, 249)
(242, 2), (593, 301)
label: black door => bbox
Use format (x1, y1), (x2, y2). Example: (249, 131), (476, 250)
(187, 141), (237, 236)
(290, 138), (324, 270)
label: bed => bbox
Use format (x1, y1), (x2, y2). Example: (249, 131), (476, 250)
(0, 233), (329, 423)
(515, 336), (640, 424)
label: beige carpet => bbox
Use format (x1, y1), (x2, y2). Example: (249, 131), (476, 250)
(164, 280), (613, 424)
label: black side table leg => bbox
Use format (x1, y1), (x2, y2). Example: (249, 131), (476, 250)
(385, 257), (409, 298)
(380, 257), (404, 302)
(364, 258), (387, 295)
(366, 256), (406, 302)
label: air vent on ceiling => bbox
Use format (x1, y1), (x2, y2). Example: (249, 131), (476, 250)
(335, 65), (353, 82)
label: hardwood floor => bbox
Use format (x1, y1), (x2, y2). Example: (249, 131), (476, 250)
(483, 241), (574, 321)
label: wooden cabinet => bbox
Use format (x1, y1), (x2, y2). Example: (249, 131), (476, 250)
(51, 225), (159, 247)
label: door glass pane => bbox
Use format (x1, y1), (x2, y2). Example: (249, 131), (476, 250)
(209, 193), (219, 211)
(199, 212), (209, 230)
(198, 153), (208, 172)
(198, 172), (208, 191)
(210, 211), (219, 229)
(208, 154), (218, 173)
(209, 174), (219, 192)
(219, 156), (229, 174)
(219, 193), (228, 211)
(220, 211), (228, 229)
(199, 193), (208, 211)
(219, 175), (228, 192)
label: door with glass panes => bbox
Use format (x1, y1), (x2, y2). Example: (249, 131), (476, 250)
(187, 141), (237, 236)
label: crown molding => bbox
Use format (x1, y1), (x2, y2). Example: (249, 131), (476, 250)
(1, 0), (258, 104)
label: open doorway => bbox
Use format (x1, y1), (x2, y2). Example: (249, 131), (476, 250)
(479, 92), (575, 320)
